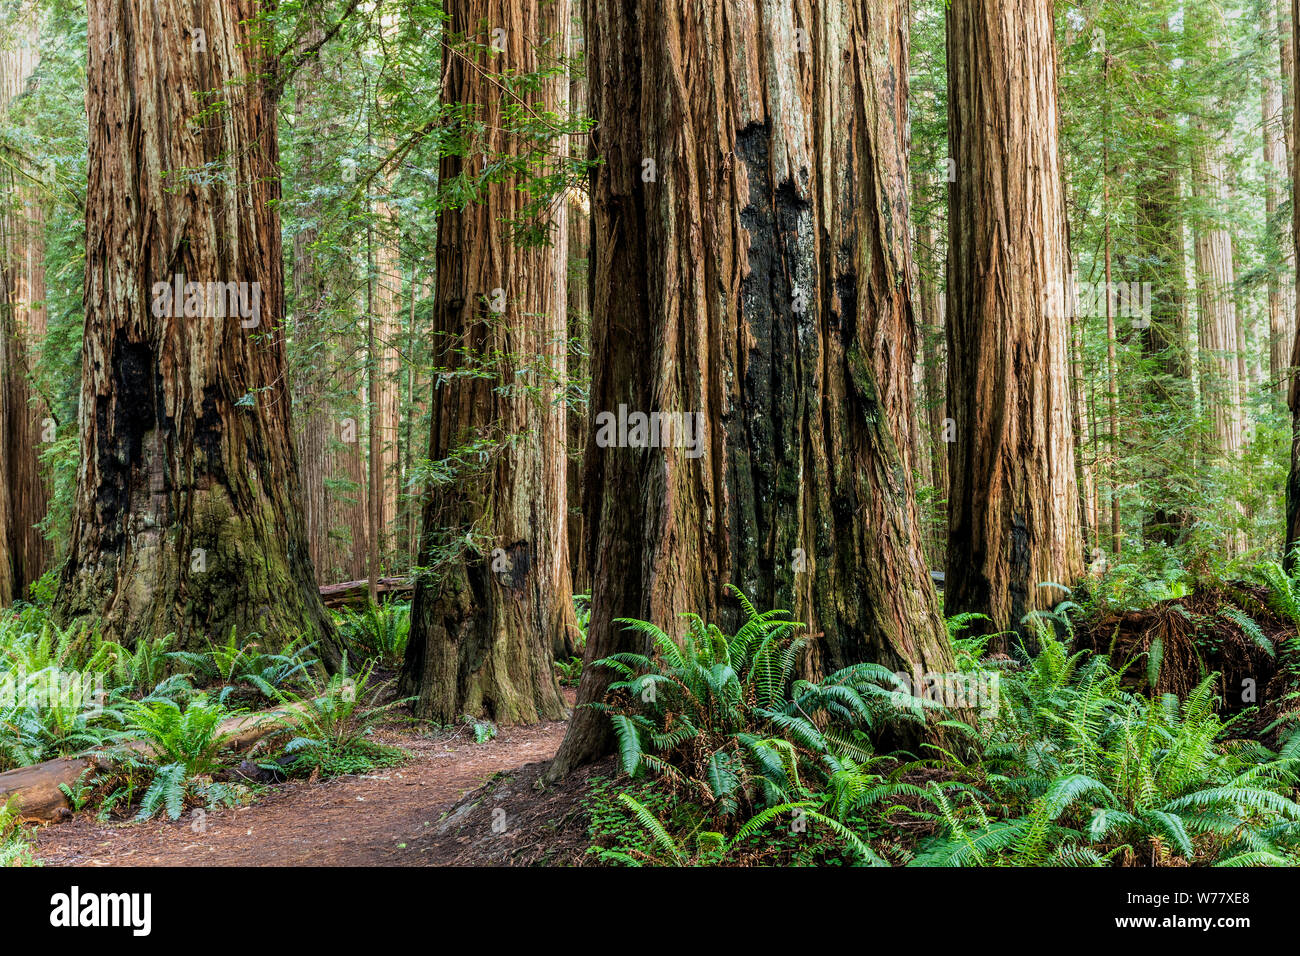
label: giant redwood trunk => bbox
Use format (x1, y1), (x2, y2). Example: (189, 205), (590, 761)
(547, 0), (959, 780)
(398, 0), (575, 724)
(944, 0), (1083, 641)
(0, 1), (51, 605)
(55, 0), (341, 662)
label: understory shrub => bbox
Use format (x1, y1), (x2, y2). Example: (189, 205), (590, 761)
(272, 656), (411, 777)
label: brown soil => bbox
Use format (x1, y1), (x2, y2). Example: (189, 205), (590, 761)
(33, 690), (597, 867)
(411, 755), (616, 866)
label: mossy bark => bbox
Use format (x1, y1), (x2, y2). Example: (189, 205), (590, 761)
(54, 0), (340, 663)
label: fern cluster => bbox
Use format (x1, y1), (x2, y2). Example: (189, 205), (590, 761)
(332, 602), (411, 664)
(103, 694), (252, 821)
(0, 800), (39, 868)
(590, 588), (945, 863)
(271, 655), (411, 777)
(167, 627), (315, 701)
(916, 629), (1300, 866)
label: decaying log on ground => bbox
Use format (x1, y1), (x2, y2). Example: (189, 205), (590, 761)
(0, 706), (303, 824)
(318, 577), (413, 609)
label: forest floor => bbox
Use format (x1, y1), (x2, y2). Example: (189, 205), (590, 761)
(32, 689), (598, 867)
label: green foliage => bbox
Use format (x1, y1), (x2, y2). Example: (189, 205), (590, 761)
(115, 694), (240, 776)
(463, 715), (497, 744)
(554, 593), (589, 685)
(1249, 557), (1300, 627)
(1080, 553), (1194, 615)
(272, 655), (410, 777)
(583, 776), (673, 866)
(572, 593), (591, 646)
(0, 801), (40, 868)
(553, 655), (583, 686)
(96, 634), (186, 698)
(945, 612), (994, 672)
(589, 586), (1300, 867)
(105, 694), (248, 821)
(594, 587), (930, 818)
(0, 615), (127, 769)
(166, 627), (315, 700)
(613, 793), (884, 867)
(333, 602), (411, 664)
(584, 589), (950, 865)
(916, 631), (1300, 866)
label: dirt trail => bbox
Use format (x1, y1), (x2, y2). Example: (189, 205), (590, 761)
(34, 713), (570, 867)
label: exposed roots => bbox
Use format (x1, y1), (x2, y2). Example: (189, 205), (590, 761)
(1074, 584), (1299, 732)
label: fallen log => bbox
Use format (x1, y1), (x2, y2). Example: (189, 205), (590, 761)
(318, 576), (413, 609)
(0, 705), (303, 824)
(0, 757), (105, 823)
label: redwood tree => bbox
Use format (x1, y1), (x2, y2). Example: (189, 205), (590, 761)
(288, 26), (369, 586)
(944, 0), (1083, 640)
(1288, 0), (1300, 562)
(1190, 6), (1246, 555)
(547, 0), (958, 780)
(1266, 0), (1295, 397)
(398, 0), (577, 724)
(0, 0), (51, 605)
(54, 0), (341, 662)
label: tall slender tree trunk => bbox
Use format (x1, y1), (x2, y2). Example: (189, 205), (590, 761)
(1070, 306), (1098, 558)
(0, 0), (51, 604)
(291, 213), (333, 584)
(1228, 199), (1253, 410)
(54, 0), (341, 663)
(1283, 0), (1295, 181)
(365, 139), (402, 600)
(945, 0), (1083, 641)
(914, 170), (947, 568)
(1267, 1), (1296, 398)
(286, 35), (371, 586)
(335, 375), (369, 581)
(548, 0), (959, 780)
(1101, 55), (1121, 558)
(1287, 0), (1300, 562)
(1191, 33), (1246, 553)
(289, 27), (335, 585)
(398, 0), (576, 724)
(566, 12), (592, 598)
(398, 269), (426, 568)
(364, 223), (379, 604)
(909, 331), (931, 497)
